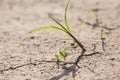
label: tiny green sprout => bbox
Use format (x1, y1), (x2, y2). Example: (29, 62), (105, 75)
(55, 54), (61, 68)
(88, 9), (97, 17)
(55, 54), (61, 60)
(100, 29), (105, 51)
(88, 9), (99, 28)
(100, 29), (103, 39)
(59, 50), (67, 61)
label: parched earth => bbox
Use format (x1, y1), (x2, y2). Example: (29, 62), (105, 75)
(0, 0), (120, 80)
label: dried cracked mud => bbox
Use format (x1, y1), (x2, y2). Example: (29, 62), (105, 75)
(0, 0), (120, 80)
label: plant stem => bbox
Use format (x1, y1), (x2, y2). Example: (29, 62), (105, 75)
(101, 38), (105, 51)
(67, 32), (86, 65)
(57, 59), (60, 69)
(68, 33), (86, 51)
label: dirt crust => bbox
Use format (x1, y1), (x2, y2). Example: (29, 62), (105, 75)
(0, 0), (120, 80)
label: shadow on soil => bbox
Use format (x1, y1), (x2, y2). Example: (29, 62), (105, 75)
(50, 64), (77, 80)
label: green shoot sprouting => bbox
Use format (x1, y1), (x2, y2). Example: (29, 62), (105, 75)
(54, 50), (67, 67)
(64, 0), (71, 33)
(100, 29), (105, 51)
(28, 0), (85, 49)
(28, 0), (71, 35)
(27, 0), (86, 65)
(88, 9), (99, 28)
(88, 9), (97, 17)
(55, 50), (67, 62)
(55, 54), (61, 68)
(59, 50), (67, 62)
(55, 54), (61, 60)
(100, 29), (103, 39)
(27, 26), (66, 34)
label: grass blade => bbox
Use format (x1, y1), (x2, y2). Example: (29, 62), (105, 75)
(64, 0), (71, 33)
(100, 29), (103, 39)
(27, 26), (67, 34)
(49, 16), (68, 32)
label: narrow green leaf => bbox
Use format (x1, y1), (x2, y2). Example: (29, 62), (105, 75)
(49, 16), (67, 32)
(27, 26), (66, 34)
(100, 29), (103, 39)
(63, 37), (73, 40)
(64, 0), (71, 33)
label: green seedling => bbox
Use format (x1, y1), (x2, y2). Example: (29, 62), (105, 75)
(28, 0), (86, 65)
(55, 54), (61, 60)
(100, 29), (103, 39)
(100, 29), (105, 51)
(80, 8), (113, 31)
(54, 50), (67, 68)
(55, 54), (61, 68)
(59, 50), (67, 62)
(89, 9), (106, 51)
(88, 9), (97, 17)
(88, 9), (99, 27)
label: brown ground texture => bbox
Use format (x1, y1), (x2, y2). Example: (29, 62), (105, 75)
(0, 0), (120, 80)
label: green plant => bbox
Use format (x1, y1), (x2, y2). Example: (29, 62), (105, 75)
(28, 0), (86, 65)
(88, 9), (99, 27)
(55, 50), (67, 65)
(55, 54), (61, 60)
(54, 49), (67, 68)
(89, 9), (106, 51)
(55, 54), (60, 68)
(100, 29), (105, 51)
(59, 50), (67, 62)
(79, 8), (115, 31)
(100, 29), (103, 39)
(88, 9), (97, 17)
